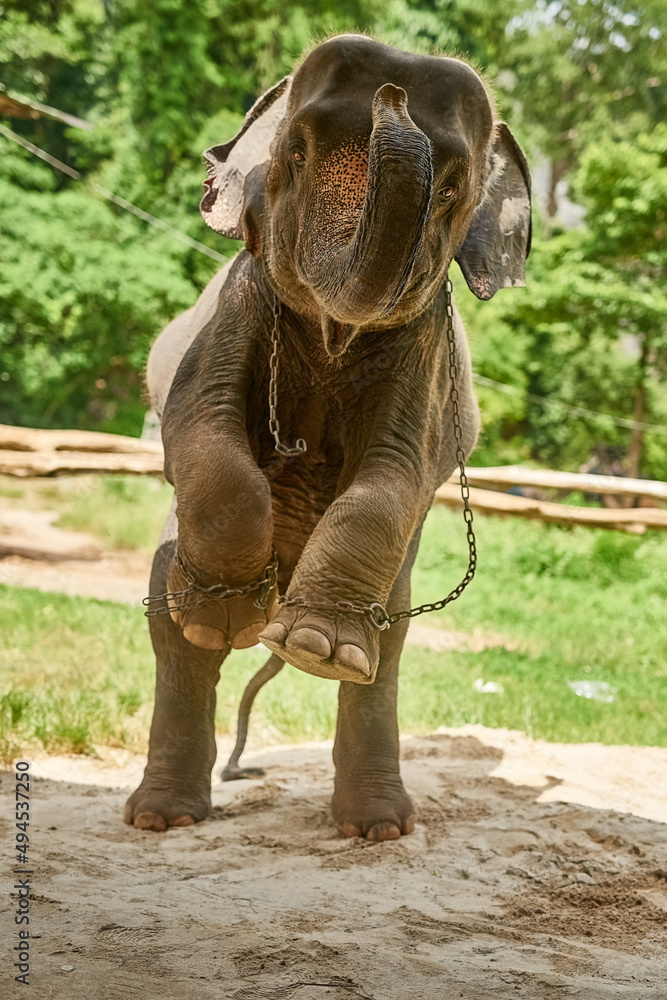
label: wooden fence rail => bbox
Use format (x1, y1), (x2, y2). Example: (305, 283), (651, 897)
(1, 424), (665, 533)
(0, 424), (163, 456)
(0, 449), (164, 478)
(435, 484), (667, 534)
(449, 465), (667, 502)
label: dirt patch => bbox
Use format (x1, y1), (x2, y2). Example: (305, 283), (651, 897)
(2, 727), (666, 999)
(0, 508), (102, 562)
(508, 876), (667, 953)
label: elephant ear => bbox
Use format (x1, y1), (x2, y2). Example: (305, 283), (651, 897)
(200, 76), (292, 245)
(455, 123), (531, 300)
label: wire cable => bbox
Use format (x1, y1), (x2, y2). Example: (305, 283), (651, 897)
(472, 373), (667, 438)
(0, 123), (228, 264)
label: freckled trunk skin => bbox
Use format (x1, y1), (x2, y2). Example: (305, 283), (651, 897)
(305, 84), (433, 325)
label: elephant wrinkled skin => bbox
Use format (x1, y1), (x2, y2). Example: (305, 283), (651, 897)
(126, 35), (531, 841)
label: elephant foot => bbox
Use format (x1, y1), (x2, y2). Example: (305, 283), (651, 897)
(166, 556), (278, 652)
(332, 777), (415, 841)
(123, 780), (211, 831)
(259, 605), (380, 684)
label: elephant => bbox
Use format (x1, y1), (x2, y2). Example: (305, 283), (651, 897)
(125, 34), (531, 841)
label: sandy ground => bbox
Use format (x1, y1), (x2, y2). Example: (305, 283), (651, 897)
(2, 727), (666, 1000)
(0, 506), (150, 605)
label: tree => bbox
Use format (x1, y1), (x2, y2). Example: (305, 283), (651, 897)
(0, 147), (196, 433)
(0, 0), (106, 171)
(500, 0), (666, 214)
(495, 124), (667, 479)
(1, 0), (665, 463)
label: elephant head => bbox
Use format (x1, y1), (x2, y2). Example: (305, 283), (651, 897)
(201, 35), (531, 356)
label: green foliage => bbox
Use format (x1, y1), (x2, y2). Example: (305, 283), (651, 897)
(0, 0), (106, 167)
(0, 0), (665, 471)
(0, 147), (196, 432)
(512, 527), (648, 586)
(55, 475), (174, 549)
(501, 0), (666, 166)
(452, 264), (531, 465)
(495, 125), (667, 475)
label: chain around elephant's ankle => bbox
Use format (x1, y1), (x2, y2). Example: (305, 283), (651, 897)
(143, 548), (279, 617)
(277, 595), (391, 630)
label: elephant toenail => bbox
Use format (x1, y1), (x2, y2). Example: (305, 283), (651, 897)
(366, 822), (401, 842)
(231, 621), (265, 650)
(259, 621), (288, 647)
(133, 811), (167, 832)
(183, 624), (227, 649)
(286, 627), (331, 659)
(171, 815), (195, 827)
(335, 643), (371, 676)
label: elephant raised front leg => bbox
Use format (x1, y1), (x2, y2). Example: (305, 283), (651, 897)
(260, 451), (430, 685)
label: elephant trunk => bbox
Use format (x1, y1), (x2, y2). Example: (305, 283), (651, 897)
(307, 84), (433, 335)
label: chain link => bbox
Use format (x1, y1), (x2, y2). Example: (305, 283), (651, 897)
(277, 595), (391, 630)
(382, 278), (477, 625)
(278, 277), (477, 629)
(143, 548), (278, 617)
(269, 296), (307, 457)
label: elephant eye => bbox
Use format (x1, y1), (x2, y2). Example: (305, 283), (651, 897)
(439, 186), (456, 200)
(292, 150), (306, 163)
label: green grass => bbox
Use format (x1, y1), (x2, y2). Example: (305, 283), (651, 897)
(55, 476), (174, 550)
(0, 586), (339, 763)
(0, 482), (25, 499)
(405, 507), (667, 745)
(0, 506), (665, 762)
(0, 473), (174, 551)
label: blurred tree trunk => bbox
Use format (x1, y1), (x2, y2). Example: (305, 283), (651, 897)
(623, 336), (650, 504)
(627, 384), (646, 482)
(547, 158), (569, 217)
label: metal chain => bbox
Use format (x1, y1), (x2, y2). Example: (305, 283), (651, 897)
(383, 278), (477, 624)
(278, 277), (477, 630)
(276, 596), (392, 630)
(269, 296), (307, 456)
(143, 548), (278, 617)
